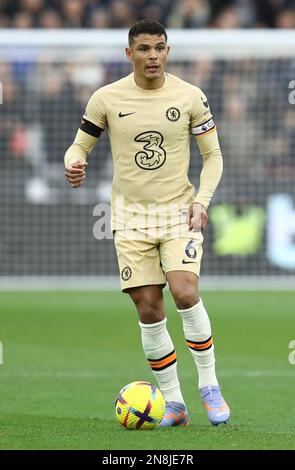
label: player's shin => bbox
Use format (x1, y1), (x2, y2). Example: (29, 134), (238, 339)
(177, 299), (218, 389)
(139, 318), (185, 405)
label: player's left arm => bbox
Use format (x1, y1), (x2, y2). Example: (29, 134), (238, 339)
(188, 93), (223, 232)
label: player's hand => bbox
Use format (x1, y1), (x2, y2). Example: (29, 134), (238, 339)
(64, 161), (88, 188)
(187, 202), (208, 232)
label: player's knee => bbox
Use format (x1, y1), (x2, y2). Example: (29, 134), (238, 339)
(132, 297), (165, 323)
(172, 287), (199, 310)
(137, 305), (165, 324)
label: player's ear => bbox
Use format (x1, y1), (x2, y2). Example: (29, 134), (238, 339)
(125, 47), (133, 62)
(167, 45), (170, 55)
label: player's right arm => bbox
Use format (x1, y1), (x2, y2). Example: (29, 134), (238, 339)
(64, 90), (106, 188)
(64, 127), (98, 188)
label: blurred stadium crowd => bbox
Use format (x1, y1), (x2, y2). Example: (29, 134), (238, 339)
(0, 0), (295, 29)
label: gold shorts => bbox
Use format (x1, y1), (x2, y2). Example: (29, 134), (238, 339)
(114, 224), (203, 291)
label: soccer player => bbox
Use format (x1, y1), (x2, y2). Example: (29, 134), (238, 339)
(64, 19), (230, 426)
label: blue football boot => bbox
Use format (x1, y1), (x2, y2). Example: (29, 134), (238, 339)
(200, 385), (230, 425)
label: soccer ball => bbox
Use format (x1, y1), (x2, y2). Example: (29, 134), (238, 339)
(115, 381), (166, 430)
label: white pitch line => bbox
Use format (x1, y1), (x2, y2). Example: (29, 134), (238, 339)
(0, 275), (295, 291)
(0, 371), (109, 379)
(0, 370), (294, 379)
(220, 370), (295, 378)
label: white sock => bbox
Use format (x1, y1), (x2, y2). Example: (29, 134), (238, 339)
(139, 318), (185, 404)
(177, 299), (218, 389)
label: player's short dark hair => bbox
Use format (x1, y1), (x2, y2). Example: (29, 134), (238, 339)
(128, 19), (167, 46)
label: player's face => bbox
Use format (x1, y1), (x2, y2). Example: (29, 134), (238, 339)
(126, 34), (170, 84)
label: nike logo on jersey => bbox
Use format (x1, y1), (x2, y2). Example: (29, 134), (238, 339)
(182, 260), (196, 264)
(119, 112), (136, 118)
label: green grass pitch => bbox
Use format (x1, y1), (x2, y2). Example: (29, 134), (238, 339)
(0, 290), (294, 450)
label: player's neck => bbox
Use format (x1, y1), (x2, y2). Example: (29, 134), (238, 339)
(133, 72), (165, 90)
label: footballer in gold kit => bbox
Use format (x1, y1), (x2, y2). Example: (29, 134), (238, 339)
(65, 19), (230, 427)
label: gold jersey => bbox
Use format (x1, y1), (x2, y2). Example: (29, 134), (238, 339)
(66, 72), (222, 230)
